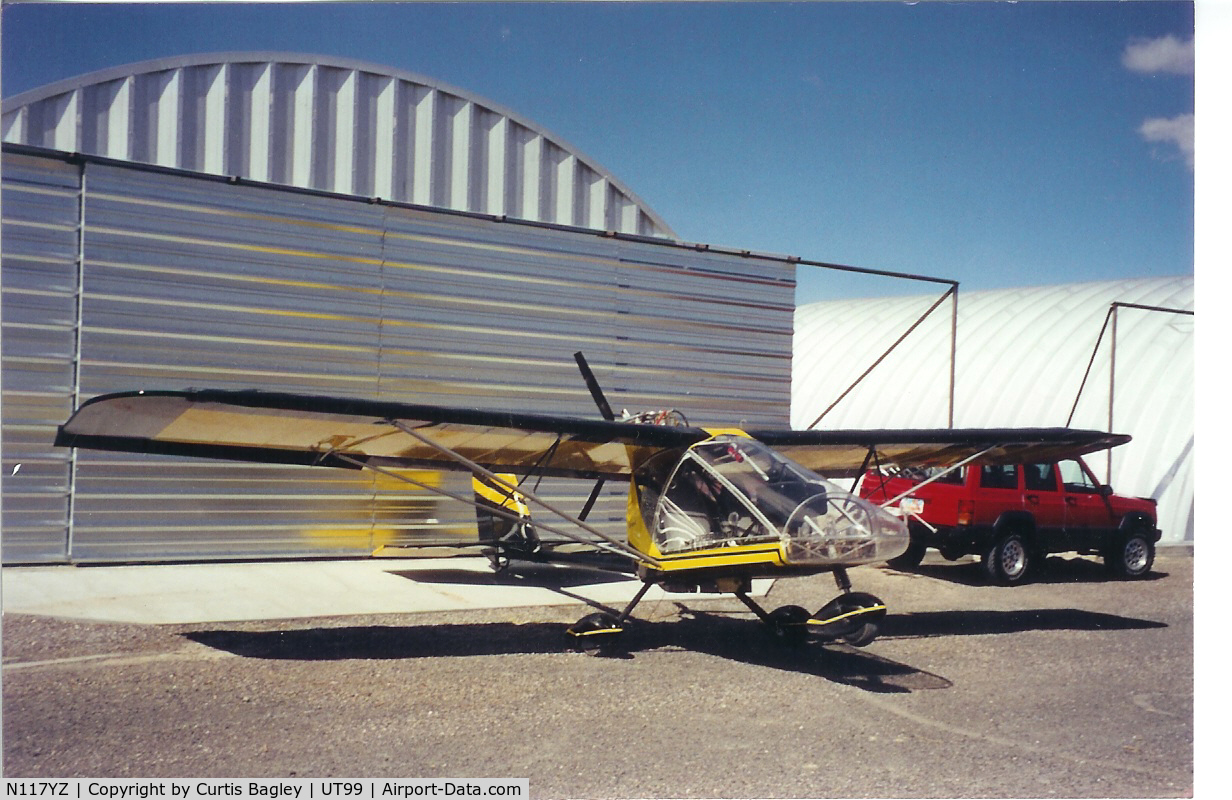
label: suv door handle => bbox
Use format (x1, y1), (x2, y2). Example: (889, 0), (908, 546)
(1065, 497), (1078, 506)
(1025, 494), (1039, 504)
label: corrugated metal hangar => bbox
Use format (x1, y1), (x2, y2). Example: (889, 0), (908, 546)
(1, 53), (803, 564)
(794, 277), (1194, 544)
(2, 52), (1194, 563)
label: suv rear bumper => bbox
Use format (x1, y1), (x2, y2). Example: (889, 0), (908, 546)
(916, 523), (992, 558)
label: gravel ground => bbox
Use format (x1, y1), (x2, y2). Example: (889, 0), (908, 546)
(2, 551), (1194, 798)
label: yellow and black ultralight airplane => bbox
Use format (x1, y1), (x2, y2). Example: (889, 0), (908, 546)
(55, 353), (1128, 654)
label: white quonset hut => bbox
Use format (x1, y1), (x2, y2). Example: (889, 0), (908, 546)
(1, 52), (673, 237)
(793, 277), (1194, 544)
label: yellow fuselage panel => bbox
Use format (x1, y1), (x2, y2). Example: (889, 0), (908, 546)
(472, 473), (529, 514)
(643, 542), (788, 572)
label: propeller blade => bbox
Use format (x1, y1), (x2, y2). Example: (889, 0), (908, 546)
(574, 351), (616, 421)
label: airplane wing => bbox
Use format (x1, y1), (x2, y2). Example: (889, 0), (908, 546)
(745, 427), (1131, 477)
(54, 389), (709, 480)
(56, 389), (1130, 481)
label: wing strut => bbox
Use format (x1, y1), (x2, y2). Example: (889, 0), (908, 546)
(577, 479), (606, 522)
(878, 446), (998, 508)
(385, 419), (657, 566)
(850, 445), (877, 493)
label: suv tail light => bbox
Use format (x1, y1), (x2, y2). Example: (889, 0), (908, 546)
(956, 499), (974, 526)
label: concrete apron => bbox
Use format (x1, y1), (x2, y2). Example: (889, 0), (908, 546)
(1, 557), (772, 625)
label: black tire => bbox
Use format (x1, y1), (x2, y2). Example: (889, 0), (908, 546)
(766, 604), (811, 645)
(938, 546), (966, 561)
(984, 531), (1033, 585)
(812, 591), (887, 644)
(886, 528), (927, 570)
(842, 622), (879, 648)
(1105, 529), (1155, 579)
(567, 612), (622, 656)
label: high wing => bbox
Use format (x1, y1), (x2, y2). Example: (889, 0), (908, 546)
(746, 427), (1131, 477)
(56, 389), (1131, 479)
(54, 389), (708, 480)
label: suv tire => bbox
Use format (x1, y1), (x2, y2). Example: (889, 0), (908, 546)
(887, 526), (927, 570)
(984, 531), (1033, 585)
(1105, 528), (1155, 579)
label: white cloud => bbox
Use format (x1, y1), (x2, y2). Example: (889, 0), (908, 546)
(1123, 34), (1195, 75)
(1139, 113), (1195, 170)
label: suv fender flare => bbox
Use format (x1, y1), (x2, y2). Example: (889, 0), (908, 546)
(1118, 512), (1158, 537)
(981, 511), (1038, 558)
(992, 511), (1036, 540)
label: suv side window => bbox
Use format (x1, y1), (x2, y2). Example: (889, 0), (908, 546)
(1023, 463), (1058, 492)
(1059, 460), (1100, 493)
(979, 464), (1018, 490)
(928, 466), (966, 485)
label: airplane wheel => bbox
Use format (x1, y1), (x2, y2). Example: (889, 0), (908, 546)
(567, 612), (622, 656)
(813, 592), (887, 642)
(842, 622), (879, 648)
(767, 604), (811, 645)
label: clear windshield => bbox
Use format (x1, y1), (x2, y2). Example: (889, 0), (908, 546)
(649, 435), (908, 565)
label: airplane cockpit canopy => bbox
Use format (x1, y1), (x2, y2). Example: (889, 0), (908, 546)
(646, 435), (909, 564)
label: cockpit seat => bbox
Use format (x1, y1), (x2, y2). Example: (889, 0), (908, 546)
(656, 498), (714, 552)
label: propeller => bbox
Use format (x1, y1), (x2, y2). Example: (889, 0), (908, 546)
(573, 351), (612, 520)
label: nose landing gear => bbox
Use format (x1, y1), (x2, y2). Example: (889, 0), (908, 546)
(809, 590), (885, 647)
(811, 568), (887, 647)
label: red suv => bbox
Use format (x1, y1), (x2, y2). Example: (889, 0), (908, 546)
(858, 457), (1160, 584)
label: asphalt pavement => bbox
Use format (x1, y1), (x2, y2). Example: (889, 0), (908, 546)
(2, 550), (1195, 798)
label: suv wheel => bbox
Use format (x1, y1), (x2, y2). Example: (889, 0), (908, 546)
(886, 527), (927, 570)
(984, 531), (1032, 585)
(1106, 529), (1155, 579)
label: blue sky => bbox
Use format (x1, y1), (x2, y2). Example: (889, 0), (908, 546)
(1, 1), (1197, 304)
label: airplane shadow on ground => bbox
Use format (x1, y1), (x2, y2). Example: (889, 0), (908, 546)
(388, 561), (632, 590)
(184, 617), (947, 693)
(183, 604), (1165, 695)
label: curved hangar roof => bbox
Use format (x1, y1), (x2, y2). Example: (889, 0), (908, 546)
(793, 277), (1194, 543)
(1, 52), (674, 238)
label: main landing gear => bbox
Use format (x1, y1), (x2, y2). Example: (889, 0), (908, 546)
(565, 568), (887, 656)
(566, 582), (652, 656)
(736, 568), (886, 648)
